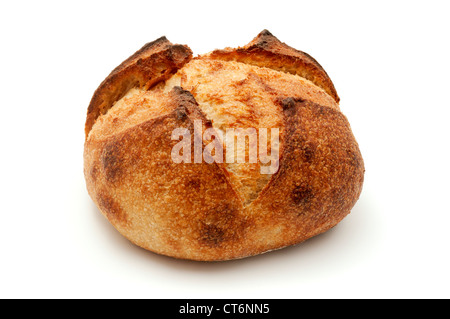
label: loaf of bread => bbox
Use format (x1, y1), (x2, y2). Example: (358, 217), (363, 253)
(84, 30), (364, 261)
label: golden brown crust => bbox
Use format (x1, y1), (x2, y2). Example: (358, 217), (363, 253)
(243, 98), (364, 254)
(85, 87), (253, 260)
(206, 29), (340, 103)
(85, 37), (192, 138)
(84, 31), (364, 261)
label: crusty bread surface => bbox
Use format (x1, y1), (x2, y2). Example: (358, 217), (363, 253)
(84, 30), (364, 261)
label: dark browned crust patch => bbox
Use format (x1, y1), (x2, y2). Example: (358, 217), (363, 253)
(85, 37), (193, 138)
(291, 183), (314, 207)
(208, 30), (340, 103)
(96, 190), (127, 225)
(101, 139), (125, 185)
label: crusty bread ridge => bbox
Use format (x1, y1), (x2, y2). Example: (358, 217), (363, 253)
(84, 30), (364, 261)
(85, 37), (193, 138)
(207, 30), (340, 103)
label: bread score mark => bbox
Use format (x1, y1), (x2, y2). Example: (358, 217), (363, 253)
(171, 120), (280, 175)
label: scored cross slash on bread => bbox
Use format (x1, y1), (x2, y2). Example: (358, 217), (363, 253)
(84, 30), (364, 261)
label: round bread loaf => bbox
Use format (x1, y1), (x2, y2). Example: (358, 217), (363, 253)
(84, 30), (364, 261)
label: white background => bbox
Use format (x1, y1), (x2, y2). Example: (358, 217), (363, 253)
(1, 1), (449, 299)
